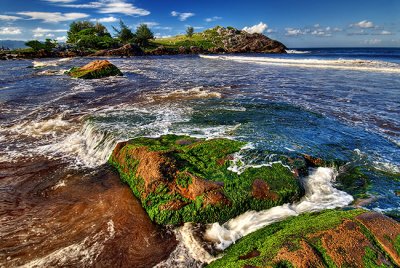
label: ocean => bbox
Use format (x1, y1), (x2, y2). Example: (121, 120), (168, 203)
(0, 48), (399, 266)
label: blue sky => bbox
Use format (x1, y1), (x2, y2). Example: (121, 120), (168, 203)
(0, 0), (399, 47)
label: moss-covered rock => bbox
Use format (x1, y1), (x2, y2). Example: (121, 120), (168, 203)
(207, 209), (400, 268)
(66, 60), (122, 79)
(109, 134), (303, 225)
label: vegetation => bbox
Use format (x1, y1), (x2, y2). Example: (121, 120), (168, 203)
(186, 26), (194, 38)
(66, 21), (118, 50)
(207, 209), (397, 268)
(135, 24), (154, 47)
(25, 39), (57, 52)
(109, 134), (303, 225)
(112, 19), (135, 44)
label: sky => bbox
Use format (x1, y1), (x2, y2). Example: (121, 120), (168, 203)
(0, 0), (399, 47)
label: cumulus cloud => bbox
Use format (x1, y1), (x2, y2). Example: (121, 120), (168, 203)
(90, 16), (118, 23)
(205, 16), (222, 22)
(352, 20), (375, 28)
(0, 27), (22, 35)
(242, 22), (268, 34)
(17, 12), (89, 23)
(0, 15), (22, 21)
(171, 11), (195, 21)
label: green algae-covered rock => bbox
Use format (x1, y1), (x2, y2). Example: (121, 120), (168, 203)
(207, 209), (400, 268)
(66, 60), (122, 79)
(109, 134), (303, 225)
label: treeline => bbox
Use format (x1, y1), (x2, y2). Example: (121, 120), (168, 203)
(25, 19), (154, 51)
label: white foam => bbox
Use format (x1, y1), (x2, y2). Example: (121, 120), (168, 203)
(204, 167), (353, 250)
(285, 49), (311, 54)
(150, 86), (222, 101)
(200, 55), (400, 73)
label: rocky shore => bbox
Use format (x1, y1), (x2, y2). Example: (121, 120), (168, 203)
(0, 27), (286, 60)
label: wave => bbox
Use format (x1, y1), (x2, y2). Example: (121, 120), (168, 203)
(200, 55), (400, 73)
(285, 49), (311, 54)
(32, 58), (73, 68)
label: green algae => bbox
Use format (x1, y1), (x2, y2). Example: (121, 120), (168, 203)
(206, 209), (366, 268)
(66, 65), (122, 79)
(109, 134), (303, 225)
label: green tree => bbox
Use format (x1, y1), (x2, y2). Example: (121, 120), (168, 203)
(186, 26), (194, 38)
(67, 20), (116, 50)
(25, 40), (44, 51)
(25, 39), (57, 52)
(112, 19), (135, 44)
(135, 24), (154, 47)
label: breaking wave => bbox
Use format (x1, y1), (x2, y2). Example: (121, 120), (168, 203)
(200, 55), (400, 73)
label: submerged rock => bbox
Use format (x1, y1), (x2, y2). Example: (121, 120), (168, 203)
(207, 209), (400, 268)
(109, 135), (303, 225)
(66, 60), (122, 79)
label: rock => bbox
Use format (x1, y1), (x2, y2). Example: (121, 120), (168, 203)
(208, 209), (400, 268)
(396, 190), (400, 196)
(189, 46), (202, 54)
(251, 179), (279, 201)
(93, 44), (144, 57)
(149, 45), (177, 55)
(109, 134), (303, 225)
(178, 46), (188, 54)
(66, 60), (123, 79)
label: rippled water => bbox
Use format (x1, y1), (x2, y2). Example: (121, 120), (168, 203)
(0, 49), (399, 266)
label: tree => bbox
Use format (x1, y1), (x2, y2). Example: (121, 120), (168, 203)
(186, 26), (194, 38)
(66, 20), (117, 50)
(25, 40), (44, 51)
(113, 19), (135, 44)
(135, 24), (154, 47)
(25, 39), (57, 52)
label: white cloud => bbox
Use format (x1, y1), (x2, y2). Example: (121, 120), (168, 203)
(171, 11), (195, 21)
(364, 38), (381, 45)
(314, 24), (320, 28)
(154, 26), (173, 31)
(61, 0), (149, 16)
(285, 28), (304, 36)
(205, 16), (222, 22)
(0, 27), (22, 35)
(138, 22), (159, 27)
(18, 12), (89, 23)
(242, 22), (268, 34)
(98, 1), (150, 16)
(311, 30), (332, 37)
(154, 33), (172, 39)
(379, 30), (392, 35)
(0, 15), (22, 21)
(56, 36), (67, 42)
(90, 16), (118, 23)
(266, 29), (277, 33)
(33, 27), (68, 34)
(45, 0), (76, 2)
(352, 20), (375, 28)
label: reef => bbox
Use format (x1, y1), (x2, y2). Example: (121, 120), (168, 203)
(108, 135), (303, 225)
(66, 60), (123, 79)
(207, 209), (400, 268)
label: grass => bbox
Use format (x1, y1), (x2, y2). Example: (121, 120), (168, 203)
(109, 134), (303, 225)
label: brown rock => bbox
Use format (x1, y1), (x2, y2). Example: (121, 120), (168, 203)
(356, 212), (400, 266)
(274, 240), (325, 268)
(159, 200), (188, 211)
(303, 154), (325, 167)
(309, 219), (391, 267)
(239, 249), (261, 260)
(252, 179), (279, 200)
(93, 44), (144, 57)
(177, 173), (223, 200)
